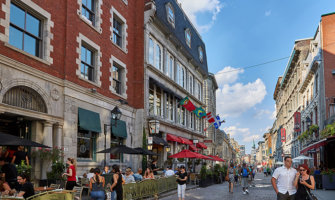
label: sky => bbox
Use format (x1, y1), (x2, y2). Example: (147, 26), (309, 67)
(177, 0), (335, 154)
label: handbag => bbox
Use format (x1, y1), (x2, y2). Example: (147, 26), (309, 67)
(225, 174), (229, 181)
(303, 185), (318, 200)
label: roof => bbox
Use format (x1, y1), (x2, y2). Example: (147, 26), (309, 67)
(273, 77), (282, 100)
(208, 73), (218, 89)
(154, 0), (208, 75)
(321, 12), (335, 17)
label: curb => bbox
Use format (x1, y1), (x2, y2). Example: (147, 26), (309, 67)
(146, 185), (199, 200)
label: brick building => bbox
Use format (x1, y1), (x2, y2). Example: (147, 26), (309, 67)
(0, 0), (144, 180)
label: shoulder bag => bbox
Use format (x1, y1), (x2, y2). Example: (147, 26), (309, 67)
(303, 184), (318, 200)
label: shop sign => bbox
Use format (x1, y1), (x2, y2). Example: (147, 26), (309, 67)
(281, 128), (286, 143)
(148, 136), (153, 145)
(294, 112), (301, 133)
(204, 140), (212, 143)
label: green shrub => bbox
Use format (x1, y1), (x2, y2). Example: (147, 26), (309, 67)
(200, 166), (207, 180)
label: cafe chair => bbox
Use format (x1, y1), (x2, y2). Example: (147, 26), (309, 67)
(73, 186), (83, 200)
(189, 173), (198, 185)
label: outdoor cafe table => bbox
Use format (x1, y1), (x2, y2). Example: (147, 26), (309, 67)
(34, 187), (54, 192)
(0, 197), (24, 200)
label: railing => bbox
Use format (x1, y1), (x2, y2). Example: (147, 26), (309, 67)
(103, 175), (177, 200)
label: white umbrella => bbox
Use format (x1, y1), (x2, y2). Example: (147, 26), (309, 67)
(292, 155), (313, 161)
(275, 161), (284, 165)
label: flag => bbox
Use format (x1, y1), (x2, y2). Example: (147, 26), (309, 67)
(193, 107), (206, 118)
(203, 112), (215, 123)
(213, 115), (225, 129)
(179, 97), (196, 112)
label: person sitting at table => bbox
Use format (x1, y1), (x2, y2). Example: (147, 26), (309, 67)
(124, 168), (135, 184)
(87, 168), (95, 180)
(165, 166), (175, 177)
(0, 176), (12, 196)
(0, 158), (18, 190)
(90, 168), (105, 200)
(17, 174), (34, 199)
(151, 160), (159, 175)
(11, 146), (29, 166)
(133, 168), (143, 182)
(102, 166), (110, 175)
(143, 168), (155, 179)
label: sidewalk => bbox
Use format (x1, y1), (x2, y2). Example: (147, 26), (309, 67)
(313, 189), (335, 200)
(145, 184), (198, 200)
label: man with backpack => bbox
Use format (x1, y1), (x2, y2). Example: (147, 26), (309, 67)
(240, 163), (250, 194)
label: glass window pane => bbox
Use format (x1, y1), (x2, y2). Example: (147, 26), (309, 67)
(86, 49), (92, 64)
(81, 46), (86, 61)
(10, 3), (25, 29)
(9, 26), (23, 49)
(23, 34), (38, 56)
(149, 39), (154, 65)
(81, 63), (86, 77)
(155, 44), (161, 70)
(26, 13), (40, 37)
(88, 66), (94, 81)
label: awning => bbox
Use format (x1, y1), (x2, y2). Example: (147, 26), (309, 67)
(208, 155), (225, 162)
(78, 107), (101, 133)
(189, 144), (199, 151)
(178, 137), (193, 145)
(153, 136), (168, 146)
(111, 120), (127, 138)
(300, 138), (327, 154)
(196, 142), (208, 149)
(166, 133), (182, 143)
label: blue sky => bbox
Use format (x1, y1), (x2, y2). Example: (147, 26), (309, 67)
(178, 0), (335, 153)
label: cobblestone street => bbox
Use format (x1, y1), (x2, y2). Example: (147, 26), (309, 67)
(160, 173), (277, 200)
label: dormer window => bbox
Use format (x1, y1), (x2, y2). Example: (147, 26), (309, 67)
(185, 29), (191, 48)
(166, 3), (175, 27)
(199, 46), (204, 62)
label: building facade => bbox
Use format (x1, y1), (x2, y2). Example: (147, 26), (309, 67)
(0, 0), (145, 179)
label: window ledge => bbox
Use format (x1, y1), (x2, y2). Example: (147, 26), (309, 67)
(4, 43), (51, 66)
(78, 76), (101, 88)
(122, 0), (128, 5)
(78, 14), (102, 34)
(111, 41), (128, 54)
(110, 89), (127, 100)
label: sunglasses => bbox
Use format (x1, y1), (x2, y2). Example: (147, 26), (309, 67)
(299, 169), (306, 171)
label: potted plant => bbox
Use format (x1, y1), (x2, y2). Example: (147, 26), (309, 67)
(213, 164), (222, 184)
(17, 160), (32, 178)
(199, 165), (208, 187)
(321, 169), (335, 189)
(46, 161), (66, 185)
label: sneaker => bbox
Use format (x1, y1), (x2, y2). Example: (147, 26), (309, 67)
(246, 189), (249, 194)
(243, 191), (246, 195)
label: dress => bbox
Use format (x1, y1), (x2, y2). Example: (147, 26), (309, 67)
(295, 175), (312, 200)
(228, 168), (234, 183)
(111, 173), (123, 200)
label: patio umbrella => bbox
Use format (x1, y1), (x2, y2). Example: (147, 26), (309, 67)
(0, 132), (50, 148)
(208, 155), (225, 162)
(96, 145), (140, 154)
(292, 155), (313, 161)
(134, 147), (158, 155)
(169, 149), (212, 160)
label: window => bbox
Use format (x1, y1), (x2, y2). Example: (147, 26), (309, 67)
(189, 74), (194, 95)
(148, 82), (162, 117)
(111, 7), (127, 52)
(165, 93), (174, 121)
(176, 62), (186, 88)
(185, 29), (191, 48)
(166, 52), (174, 79)
(156, 86), (162, 117)
(82, 0), (95, 24)
(113, 18), (122, 47)
(198, 46), (204, 62)
(77, 131), (96, 160)
(9, 3), (41, 57)
(148, 37), (163, 71)
(189, 112), (195, 129)
(110, 135), (123, 161)
(195, 80), (202, 100)
(112, 64), (121, 94)
(315, 75), (318, 95)
(149, 82), (155, 116)
(177, 103), (186, 126)
(166, 3), (175, 26)
(81, 46), (94, 81)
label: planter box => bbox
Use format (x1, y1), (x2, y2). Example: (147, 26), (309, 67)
(199, 176), (214, 187)
(322, 175), (335, 189)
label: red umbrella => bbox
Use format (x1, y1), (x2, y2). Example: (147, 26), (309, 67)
(169, 149), (212, 160)
(208, 155), (225, 162)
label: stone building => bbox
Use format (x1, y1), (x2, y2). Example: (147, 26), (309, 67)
(0, 0), (145, 180)
(143, 0), (209, 168)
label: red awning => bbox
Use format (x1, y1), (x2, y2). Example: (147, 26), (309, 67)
(300, 139), (327, 154)
(169, 149), (212, 160)
(166, 134), (182, 143)
(178, 137), (193, 145)
(208, 155), (225, 162)
(189, 144), (200, 152)
(196, 142), (208, 149)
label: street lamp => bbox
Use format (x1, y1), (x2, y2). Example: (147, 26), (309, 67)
(165, 145), (171, 152)
(103, 106), (122, 167)
(306, 116), (312, 128)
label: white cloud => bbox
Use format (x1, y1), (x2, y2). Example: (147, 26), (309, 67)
(223, 126), (249, 137)
(223, 126), (261, 143)
(178, 0), (223, 33)
(271, 104), (276, 120)
(215, 66), (244, 85)
(265, 10), (272, 17)
(215, 67), (267, 117)
(243, 134), (261, 143)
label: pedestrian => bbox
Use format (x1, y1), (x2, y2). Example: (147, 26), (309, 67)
(271, 156), (297, 200)
(176, 165), (188, 200)
(294, 164), (315, 200)
(16, 174), (34, 199)
(90, 168), (105, 200)
(227, 163), (235, 193)
(151, 160), (159, 175)
(63, 157), (77, 190)
(11, 146), (29, 166)
(240, 163), (250, 194)
(110, 164), (123, 200)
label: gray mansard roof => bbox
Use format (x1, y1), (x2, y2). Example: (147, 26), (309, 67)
(154, 0), (208, 75)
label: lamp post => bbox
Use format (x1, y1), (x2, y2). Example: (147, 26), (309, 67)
(103, 106), (122, 167)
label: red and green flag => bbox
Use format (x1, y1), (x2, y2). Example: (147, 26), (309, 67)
(179, 97), (196, 111)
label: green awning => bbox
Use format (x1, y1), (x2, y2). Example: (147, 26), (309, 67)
(78, 107), (102, 133)
(111, 120), (127, 138)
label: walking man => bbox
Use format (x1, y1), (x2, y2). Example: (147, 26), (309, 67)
(271, 156), (297, 200)
(240, 163), (250, 194)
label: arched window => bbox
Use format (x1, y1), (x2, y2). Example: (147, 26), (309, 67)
(166, 3), (175, 27)
(185, 28), (191, 48)
(2, 86), (47, 113)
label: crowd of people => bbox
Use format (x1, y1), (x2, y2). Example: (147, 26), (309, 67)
(226, 162), (257, 195)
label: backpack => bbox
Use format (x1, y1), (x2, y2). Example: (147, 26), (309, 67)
(242, 168), (248, 177)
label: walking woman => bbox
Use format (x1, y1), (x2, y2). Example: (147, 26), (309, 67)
(294, 164), (315, 200)
(227, 163), (236, 193)
(90, 168), (105, 200)
(110, 164), (123, 200)
(63, 158), (77, 190)
(176, 165), (188, 200)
